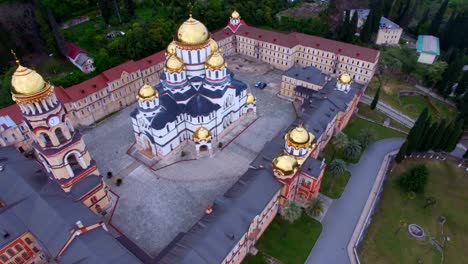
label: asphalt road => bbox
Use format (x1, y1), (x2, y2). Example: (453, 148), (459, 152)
(306, 138), (405, 264)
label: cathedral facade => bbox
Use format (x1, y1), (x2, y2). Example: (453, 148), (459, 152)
(130, 15), (256, 158)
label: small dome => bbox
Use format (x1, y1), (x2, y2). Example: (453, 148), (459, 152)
(285, 124), (314, 148)
(246, 93), (256, 105)
(165, 54), (185, 73)
(11, 63), (46, 96)
(166, 41), (177, 55)
(338, 73), (352, 84)
(194, 127), (212, 141)
(205, 51), (225, 70)
(231, 10), (240, 19)
(272, 152), (299, 177)
(137, 84), (158, 101)
(209, 38), (219, 53)
(177, 15), (209, 45)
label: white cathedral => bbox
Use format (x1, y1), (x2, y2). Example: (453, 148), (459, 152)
(131, 15), (256, 158)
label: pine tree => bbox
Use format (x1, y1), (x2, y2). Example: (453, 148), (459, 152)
(428, 0), (449, 36)
(415, 9), (430, 35)
(395, 140), (408, 163)
(406, 108), (430, 155)
(370, 86), (380, 110)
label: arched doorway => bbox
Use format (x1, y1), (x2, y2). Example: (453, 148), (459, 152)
(140, 135), (154, 158)
(199, 145), (208, 152)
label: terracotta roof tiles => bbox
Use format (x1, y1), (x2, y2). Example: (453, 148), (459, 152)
(65, 75), (108, 101)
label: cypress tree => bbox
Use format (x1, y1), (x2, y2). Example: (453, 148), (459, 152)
(389, 0), (403, 21)
(406, 108), (430, 155)
(428, 0), (449, 36)
(340, 10), (351, 41)
(350, 11), (359, 37)
(454, 71), (468, 96)
(98, 0), (112, 24)
(432, 119), (448, 151)
(125, 0), (135, 17)
(371, 1), (383, 35)
(370, 86), (380, 110)
(415, 8), (429, 35)
(395, 140), (408, 163)
(463, 149), (468, 159)
(445, 118), (464, 152)
(436, 50), (464, 95)
(420, 121), (438, 151)
(360, 10), (374, 43)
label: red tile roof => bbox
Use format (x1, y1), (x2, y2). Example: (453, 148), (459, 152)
(54, 86), (72, 103)
(214, 24), (379, 63)
(136, 50), (166, 69)
(102, 60), (140, 81)
(0, 104), (23, 125)
(65, 75), (108, 101)
(66, 42), (87, 60)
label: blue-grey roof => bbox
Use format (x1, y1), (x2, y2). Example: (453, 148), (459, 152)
(70, 174), (103, 199)
(0, 147), (141, 264)
(284, 66), (326, 86)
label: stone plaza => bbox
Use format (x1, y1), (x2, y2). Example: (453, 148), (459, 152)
(81, 56), (295, 256)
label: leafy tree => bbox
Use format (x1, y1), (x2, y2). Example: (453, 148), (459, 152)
(398, 165), (429, 193)
(357, 128), (376, 148)
(283, 201), (302, 224)
(344, 139), (362, 160)
(0, 67), (15, 108)
(305, 198), (324, 218)
(395, 140), (408, 163)
(428, 0), (449, 36)
(370, 86), (380, 110)
(332, 132), (349, 150)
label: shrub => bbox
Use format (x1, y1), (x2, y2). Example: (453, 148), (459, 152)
(116, 178), (123, 186)
(398, 165), (429, 193)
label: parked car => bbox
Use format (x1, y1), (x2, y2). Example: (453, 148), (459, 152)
(255, 82), (267, 89)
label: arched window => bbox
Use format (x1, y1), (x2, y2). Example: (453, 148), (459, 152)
(215, 71), (219, 78)
(146, 102), (150, 108)
(14, 245), (22, 252)
(67, 154), (82, 174)
(0, 254), (8, 262)
(6, 249), (15, 257)
(25, 237), (33, 245)
(39, 133), (52, 147)
(55, 127), (67, 144)
(174, 74), (178, 81)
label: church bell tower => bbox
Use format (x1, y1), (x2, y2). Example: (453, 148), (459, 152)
(10, 56), (111, 215)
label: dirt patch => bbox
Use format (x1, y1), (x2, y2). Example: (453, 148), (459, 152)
(277, 2), (326, 19)
(226, 56), (274, 75)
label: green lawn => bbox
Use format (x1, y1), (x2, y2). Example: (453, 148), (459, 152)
(357, 103), (409, 133)
(320, 170), (351, 199)
(243, 215), (322, 264)
(359, 160), (468, 264)
(365, 77), (457, 121)
(343, 117), (406, 141)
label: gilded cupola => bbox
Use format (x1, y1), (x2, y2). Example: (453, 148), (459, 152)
(205, 51), (225, 70)
(177, 14), (209, 45)
(285, 123), (314, 149)
(10, 58), (53, 104)
(193, 127), (212, 141)
(337, 73), (352, 84)
(231, 10), (240, 19)
(137, 84), (158, 101)
(272, 152), (299, 178)
(209, 38), (219, 53)
(166, 41), (177, 55)
(245, 93), (256, 105)
(165, 54), (185, 73)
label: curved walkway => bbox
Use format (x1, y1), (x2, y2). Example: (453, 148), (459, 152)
(306, 138), (404, 264)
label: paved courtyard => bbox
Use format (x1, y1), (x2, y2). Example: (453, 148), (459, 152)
(81, 56), (295, 256)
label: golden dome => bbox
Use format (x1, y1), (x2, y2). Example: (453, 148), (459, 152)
(166, 41), (177, 55)
(137, 84), (158, 101)
(285, 124), (314, 148)
(209, 38), (219, 53)
(246, 93), (256, 104)
(205, 51), (225, 70)
(194, 127), (212, 141)
(272, 152), (299, 177)
(11, 63), (46, 96)
(177, 15), (209, 45)
(338, 73), (352, 84)
(165, 54), (185, 73)
(231, 10), (240, 19)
